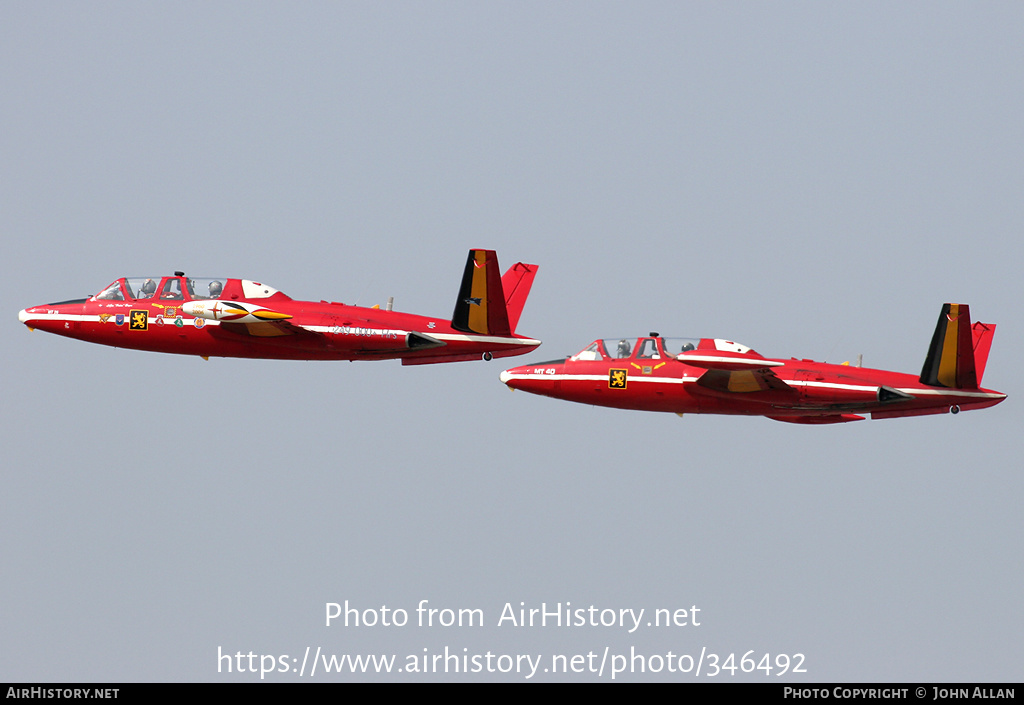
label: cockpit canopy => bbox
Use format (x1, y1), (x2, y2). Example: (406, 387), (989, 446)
(92, 276), (288, 302)
(570, 335), (753, 361)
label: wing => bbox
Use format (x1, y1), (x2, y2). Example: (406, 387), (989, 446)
(215, 321), (446, 354)
(694, 367), (794, 393)
(217, 320), (318, 338)
(677, 350), (794, 393)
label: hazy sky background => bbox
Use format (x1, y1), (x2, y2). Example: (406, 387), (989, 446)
(2, 2), (1021, 682)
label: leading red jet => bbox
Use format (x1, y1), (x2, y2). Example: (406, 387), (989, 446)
(499, 304), (1004, 423)
(18, 249), (540, 364)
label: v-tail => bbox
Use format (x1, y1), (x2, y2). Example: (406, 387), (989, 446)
(451, 249), (538, 337)
(919, 303), (996, 390)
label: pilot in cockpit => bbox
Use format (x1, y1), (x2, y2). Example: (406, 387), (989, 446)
(139, 279), (157, 299)
(96, 282), (123, 301)
(635, 338), (657, 359)
(209, 280), (223, 298)
(616, 339), (631, 358)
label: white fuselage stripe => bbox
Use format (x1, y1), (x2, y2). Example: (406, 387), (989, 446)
(21, 311), (224, 326)
(21, 312), (540, 347)
(500, 372), (1004, 399)
(299, 326), (537, 346)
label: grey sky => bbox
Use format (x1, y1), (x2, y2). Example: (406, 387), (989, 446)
(2, 2), (1021, 681)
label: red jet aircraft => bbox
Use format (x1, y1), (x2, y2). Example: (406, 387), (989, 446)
(499, 304), (1004, 423)
(18, 249), (540, 364)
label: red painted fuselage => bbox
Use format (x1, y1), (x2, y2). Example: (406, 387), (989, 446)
(18, 251), (541, 365)
(500, 308), (1004, 424)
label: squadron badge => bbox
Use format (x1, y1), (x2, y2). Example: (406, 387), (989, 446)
(609, 368), (627, 389)
(129, 310), (148, 331)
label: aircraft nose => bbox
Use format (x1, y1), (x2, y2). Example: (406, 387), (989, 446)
(500, 363), (538, 390)
(500, 367), (520, 388)
(18, 308), (37, 328)
(500, 361), (565, 394)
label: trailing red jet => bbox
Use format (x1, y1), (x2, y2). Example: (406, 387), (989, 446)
(18, 249), (540, 364)
(499, 304), (1004, 423)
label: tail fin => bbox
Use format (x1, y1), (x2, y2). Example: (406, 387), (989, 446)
(451, 249), (538, 335)
(451, 249), (510, 335)
(501, 261), (538, 332)
(971, 321), (996, 385)
(919, 303), (996, 389)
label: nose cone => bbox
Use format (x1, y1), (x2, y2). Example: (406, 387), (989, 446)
(19, 307), (43, 330)
(18, 301), (87, 335)
(500, 362), (535, 390)
(500, 359), (566, 397)
(180, 301), (203, 318)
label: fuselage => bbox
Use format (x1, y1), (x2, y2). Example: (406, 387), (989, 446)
(500, 335), (1005, 423)
(18, 274), (541, 364)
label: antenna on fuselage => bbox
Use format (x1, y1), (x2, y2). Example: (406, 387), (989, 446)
(842, 353), (864, 367)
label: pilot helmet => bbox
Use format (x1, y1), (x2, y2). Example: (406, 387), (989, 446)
(141, 278), (156, 295)
(209, 280), (223, 297)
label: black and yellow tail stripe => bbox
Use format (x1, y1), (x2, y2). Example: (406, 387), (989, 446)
(452, 249), (512, 336)
(920, 303), (978, 389)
